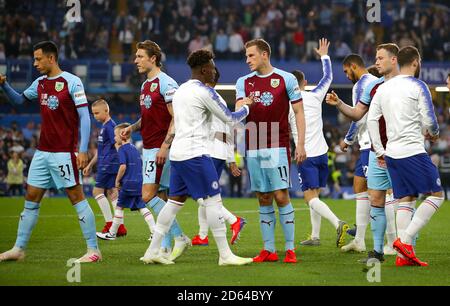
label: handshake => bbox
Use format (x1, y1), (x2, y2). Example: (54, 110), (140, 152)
(235, 93), (255, 110)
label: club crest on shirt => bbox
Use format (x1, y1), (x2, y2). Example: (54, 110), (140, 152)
(47, 95), (60, 110)
(55, 82), (64, 92)
(150, 83), (158, 92)
(271, 79), (280, 88)
(260, 92), (274, 106)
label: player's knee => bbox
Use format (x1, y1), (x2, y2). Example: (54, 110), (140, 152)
(258, 193), (273, 205)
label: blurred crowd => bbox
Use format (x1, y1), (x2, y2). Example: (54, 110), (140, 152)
(0, 0), (449, 62)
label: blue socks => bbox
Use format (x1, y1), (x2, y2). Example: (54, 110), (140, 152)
(370, 206), (386, 254)
(148, 196), (183, 249)
(74, 200), (98, 250)
(15, 201), (40, 249)
(279, 203), (295, 251)
(259, 205), (276, 253)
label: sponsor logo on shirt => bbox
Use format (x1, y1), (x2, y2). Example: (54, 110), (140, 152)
(74, 91), (86, 99)
(294, 86), (301, 95)
(140, 94), (153, 109)
(47, 95), (60, 110)
(259, 92), (274, 106)
(55, 82), (65, 92)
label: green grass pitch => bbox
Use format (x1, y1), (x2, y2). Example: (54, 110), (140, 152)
(0, 197), (449, 286)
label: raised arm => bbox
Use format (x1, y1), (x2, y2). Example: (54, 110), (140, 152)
(311, 38), (333, 101)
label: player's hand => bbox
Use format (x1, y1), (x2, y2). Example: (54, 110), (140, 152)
(425, 131), (439, 143)
(156, 147), (168, 166)
(0, 74), (6, 85)
(295, 146), (307, 164)
(229, 162), (241, 177)
(326, 91), (341, 106)
(314, 38), (330, 57)
(377, 155), (387, 169)
(82, 165), (92, 176)
(120, 126), (132, 139)
(339, 140), (349, 152)
(77, 152), (88, 169)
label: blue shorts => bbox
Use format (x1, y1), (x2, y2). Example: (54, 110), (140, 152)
(95, 171), (116, 189)
(355, 149), (370, 178)
(117, 191), (146, 211)
(169, 155), (221, 200)
(246, 147), (290, 193)
(142, 148), (170, 190)
(27, 150), (80, 190)
(297, 153), (329, 192)
(367, 151), (392, 190)
(385, 153), (442, 199)
(212, 158), (226, 178)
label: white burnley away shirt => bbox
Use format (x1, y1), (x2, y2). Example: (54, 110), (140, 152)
(207, 95), (236, 163)
(170, 79), (249, 161)
(344, 73), (378, 150)
(367, 74), (439, 159)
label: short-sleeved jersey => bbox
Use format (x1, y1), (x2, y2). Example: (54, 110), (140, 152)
(140, 72), (178, 149)
(97, 119), (119, 174)
(118, 143), (143, 195)
(23, 71), (88, 152)
(236, 68), (302, 150)
(359, 77), (387, 150)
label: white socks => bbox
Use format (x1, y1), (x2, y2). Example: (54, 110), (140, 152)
(309, 207), (321, 239)
(139, 208), (156, 233)
(308, 197), (339, 229)
(147, 199), (184, 256)
(401, 196), (444, 244)
(95, 194), (113, 222)
(110, 208), (124, 236)
(197, 205), (209, 239)
(198, 202), (237, 239)
(385, 193), (398, 247)
(396, 200), (416, 243)
(355, 192), (370, 243)
(204, 194), (232, 259)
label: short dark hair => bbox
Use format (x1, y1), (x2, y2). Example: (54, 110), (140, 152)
(214, 67), (220, 84)
(245, 38), (271, 57)
(398, 46), (421, 68)
(342, 54), (365, 68)
(367, 65), (382, 78)
(187, 49), (215, 69)
(33, 41), (58, 61)
(376, 43), (399, 57)
(136, 40), (162, 67)
(291, 70), (305, 84)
